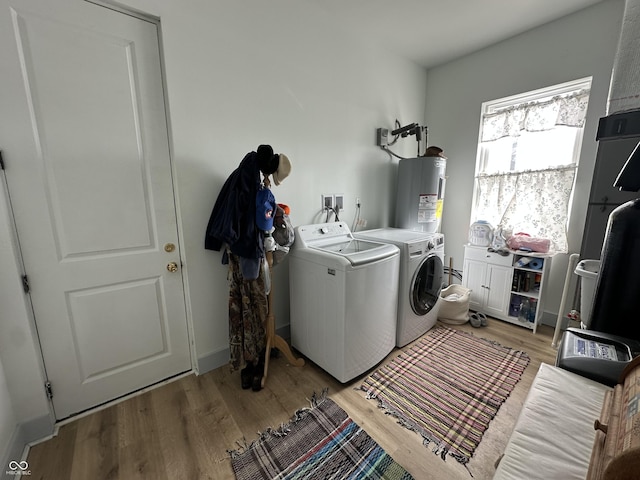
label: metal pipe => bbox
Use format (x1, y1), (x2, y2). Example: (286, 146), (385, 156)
(552, 253), (580, 348)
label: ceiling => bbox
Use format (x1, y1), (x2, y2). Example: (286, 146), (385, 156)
(311, 0), (607, 68)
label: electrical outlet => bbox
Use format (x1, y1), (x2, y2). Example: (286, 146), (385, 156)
(356, 219), (367, 228)
(334, 194), (344, 211)
(376, 128), (388, 146)
(321, 194), (334, 210)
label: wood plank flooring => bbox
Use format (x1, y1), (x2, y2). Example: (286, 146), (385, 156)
(26, 319), (559, 480)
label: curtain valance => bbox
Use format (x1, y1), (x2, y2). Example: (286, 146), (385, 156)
(481, 90), (590, 142)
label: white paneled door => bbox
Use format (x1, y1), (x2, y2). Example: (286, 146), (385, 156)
(0, 0), (191, 419)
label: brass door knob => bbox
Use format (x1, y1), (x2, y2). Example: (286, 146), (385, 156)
(167, 262), (179, 272)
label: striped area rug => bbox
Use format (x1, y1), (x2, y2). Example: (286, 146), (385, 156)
(230, 392), (414, 480)
(360, 326), (530, 466)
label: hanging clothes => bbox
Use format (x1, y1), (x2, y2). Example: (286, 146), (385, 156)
(204, 151), (264, 277)
(204, 145), (283, 373)
(227, 251), (268, 371)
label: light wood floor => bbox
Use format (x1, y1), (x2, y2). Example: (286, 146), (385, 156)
(27, 319), (558, 480)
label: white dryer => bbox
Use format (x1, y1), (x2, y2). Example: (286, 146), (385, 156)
(289, 222), (400, 383)
(355, 228), (444, 347)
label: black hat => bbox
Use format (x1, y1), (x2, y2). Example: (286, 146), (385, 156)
(256, 144), (279, 175)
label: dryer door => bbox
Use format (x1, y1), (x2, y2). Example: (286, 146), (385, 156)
(410, 253), (444, 315)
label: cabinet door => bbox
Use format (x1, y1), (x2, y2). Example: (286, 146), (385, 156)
(462, 258), (486, 310)
(485, 265), (512, 318)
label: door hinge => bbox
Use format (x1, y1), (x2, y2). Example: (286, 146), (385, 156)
(22, 275), (30, 294)
(0, 151), (4, 170)
(45, 381), (53, 399)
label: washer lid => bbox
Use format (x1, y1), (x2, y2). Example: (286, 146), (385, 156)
(356, 228), (443, 248)
(295, 222), (398, 266)
(310, 238), (398, 266)
(357, 227), (436, 243)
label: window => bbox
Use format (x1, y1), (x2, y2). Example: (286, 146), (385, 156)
(471, 78), (592, 253)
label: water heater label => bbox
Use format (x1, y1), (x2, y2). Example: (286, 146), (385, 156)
(417, 194), (437, 223)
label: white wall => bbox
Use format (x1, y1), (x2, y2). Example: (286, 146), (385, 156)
(424, 1), (625, 323)
(114, 0), (427, 367)
(0, 356), (17, 464)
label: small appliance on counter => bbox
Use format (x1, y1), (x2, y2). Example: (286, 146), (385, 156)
(468, 220), (493, 247)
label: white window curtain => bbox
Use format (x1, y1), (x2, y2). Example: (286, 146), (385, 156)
(475, 167), (577, 252)
(481, 89), (590, 142)
(475, 88), (590, 253)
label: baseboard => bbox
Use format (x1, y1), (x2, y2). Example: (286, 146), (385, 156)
(196, 347), (229, 375)
(197, 325), (291, 375)
(1, 414), (54, 480)
(540, 310), (559, 327)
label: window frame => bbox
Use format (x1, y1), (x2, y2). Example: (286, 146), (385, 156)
(471, 77), (592, 231)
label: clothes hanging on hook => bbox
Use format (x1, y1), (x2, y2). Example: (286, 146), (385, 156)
(204, 146), (291, 272)
(204, 145), (292, 377)
(205, 153), (258, 249)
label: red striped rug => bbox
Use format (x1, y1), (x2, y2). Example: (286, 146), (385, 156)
(360, 326), (529, 466)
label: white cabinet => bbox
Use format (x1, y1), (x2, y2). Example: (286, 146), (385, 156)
(464, 259), (512, 319)
(463, 246), (513, 320)
(462, 245), (551, 333)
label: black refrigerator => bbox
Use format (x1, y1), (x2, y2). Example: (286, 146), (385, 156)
(580, 111), (640, 259)
(584, 110), (640, 342)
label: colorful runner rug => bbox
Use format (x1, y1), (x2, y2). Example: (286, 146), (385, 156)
(230, 392), (414, 480)
(360, 326), (530, 466)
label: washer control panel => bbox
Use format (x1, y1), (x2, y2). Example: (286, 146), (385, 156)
(296, 222), (351, 247)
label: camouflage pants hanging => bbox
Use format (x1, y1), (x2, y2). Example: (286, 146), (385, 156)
(227, 252), (267, 371)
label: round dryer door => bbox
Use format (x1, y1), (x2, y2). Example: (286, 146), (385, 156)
(410, 253), (444, 315)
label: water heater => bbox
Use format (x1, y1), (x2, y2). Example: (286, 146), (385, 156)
(394, 156), (447, 233)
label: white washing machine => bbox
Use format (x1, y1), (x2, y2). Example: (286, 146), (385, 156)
(355, 228), (444, 347)
(289, 222), (400, 383)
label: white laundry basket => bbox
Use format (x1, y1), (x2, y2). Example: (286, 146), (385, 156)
(438, 284), (471, 325)
(574, 259), (600, 329)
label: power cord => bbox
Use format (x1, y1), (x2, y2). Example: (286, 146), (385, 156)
(351, 199), (361, 231)
(381, 145), (411, 160)
(324, 206), (331, 223)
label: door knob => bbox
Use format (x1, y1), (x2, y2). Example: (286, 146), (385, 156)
(167, 262), (179, 272)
